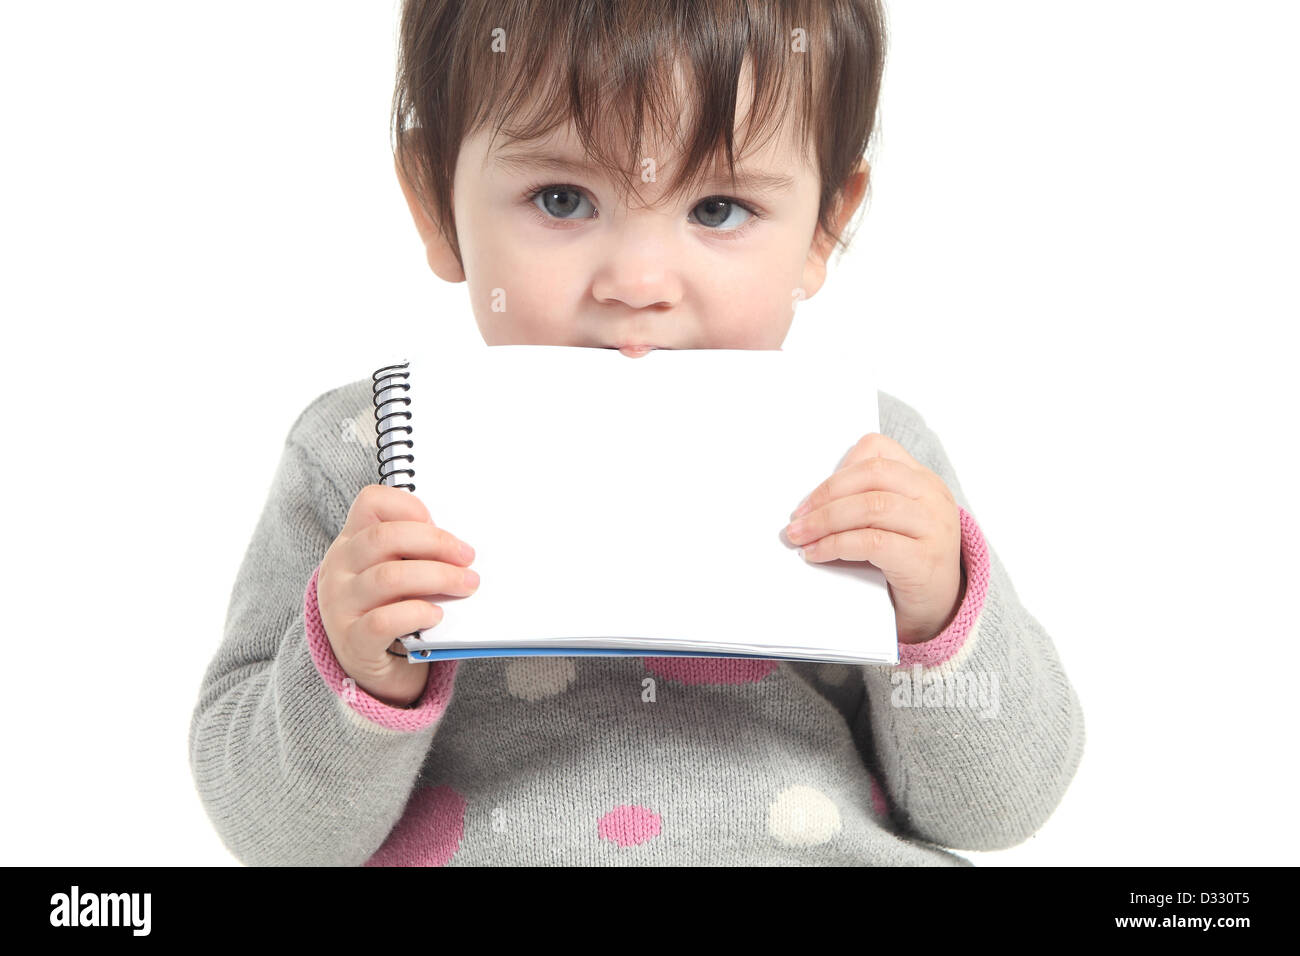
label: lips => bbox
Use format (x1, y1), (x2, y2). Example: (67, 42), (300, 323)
(601, 343), (668, 358)
(616, 345), (657, 357)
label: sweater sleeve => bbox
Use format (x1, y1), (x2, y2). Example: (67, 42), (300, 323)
(853, 394), (1086, 851)
(188, 434), (459, 866)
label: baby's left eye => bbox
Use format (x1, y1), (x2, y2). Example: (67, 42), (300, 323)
(691, 197), (753, 230)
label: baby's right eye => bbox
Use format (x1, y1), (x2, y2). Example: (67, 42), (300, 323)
(530, 184), (596, 221)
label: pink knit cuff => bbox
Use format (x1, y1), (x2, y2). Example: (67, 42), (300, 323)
(895, 506), (990, 669)
(302, 563), (458, 732)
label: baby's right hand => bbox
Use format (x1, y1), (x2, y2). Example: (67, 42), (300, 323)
(316, 484), (480, 708)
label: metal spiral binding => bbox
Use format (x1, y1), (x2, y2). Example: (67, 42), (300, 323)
(372, 363), (415, 492)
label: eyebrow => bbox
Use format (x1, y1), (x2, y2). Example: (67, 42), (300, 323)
(492, 150), (795, 194)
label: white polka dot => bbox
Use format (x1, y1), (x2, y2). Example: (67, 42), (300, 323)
(505, 657), (578, 701)
(816, 663), (855, 686)
(354, 409), (377, 449)
(767, 785), (842, 846)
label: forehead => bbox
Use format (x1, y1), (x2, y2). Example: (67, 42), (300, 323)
(489, 132), (802, 195)
(470, 55), (815, 195)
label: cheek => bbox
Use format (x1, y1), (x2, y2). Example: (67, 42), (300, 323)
(510, 309), (571, 340)
(466, 240), (582, 320)
(696, 261), (801, 345)
(466, 274), (578, 344)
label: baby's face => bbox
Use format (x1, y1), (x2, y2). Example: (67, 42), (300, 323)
(401, 74), (866, 358)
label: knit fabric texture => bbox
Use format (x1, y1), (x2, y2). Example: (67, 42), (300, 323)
(189, 377), (1085, 865)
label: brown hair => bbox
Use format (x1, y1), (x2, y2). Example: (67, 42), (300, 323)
(391, 0), (887, 270)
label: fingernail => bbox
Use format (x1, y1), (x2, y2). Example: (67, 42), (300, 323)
(463, 568), (480, 589)
(793, 498), (812, 518)
(460, 542), (475, 563)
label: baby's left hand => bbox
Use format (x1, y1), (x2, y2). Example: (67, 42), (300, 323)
(784, 432), (965, 645)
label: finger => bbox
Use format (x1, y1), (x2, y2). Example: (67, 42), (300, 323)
(785, 490), (930, 549)
(800, 524), (921, 572)
(795, 455), (931, 520)
(343, 520), (474, 575)
(836, 431), (922, 471)
(353, 599), (445, 650)
(341, 483), (436, 538)
(351, 558), (481, 615)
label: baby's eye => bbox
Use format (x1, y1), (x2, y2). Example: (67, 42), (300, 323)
(531, 185), (595, 220)
(691, 197), (754, 231)
(526, 185), (759, 233)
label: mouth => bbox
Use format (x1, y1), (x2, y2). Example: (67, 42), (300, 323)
(605, 344), (669, 358)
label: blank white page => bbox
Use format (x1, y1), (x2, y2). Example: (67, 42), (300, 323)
(385, 343), (897, 664)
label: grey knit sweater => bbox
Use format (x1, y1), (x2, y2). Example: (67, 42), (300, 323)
(189, 376), (1085, 865)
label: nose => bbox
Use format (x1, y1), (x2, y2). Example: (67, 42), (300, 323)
(590, 225), (683, 311)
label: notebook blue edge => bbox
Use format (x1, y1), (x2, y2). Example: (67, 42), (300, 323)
(405, 647), (768, 661)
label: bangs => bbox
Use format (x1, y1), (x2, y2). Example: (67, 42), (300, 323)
(463, 0), (829, 207)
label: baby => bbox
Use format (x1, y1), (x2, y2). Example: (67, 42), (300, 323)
(190, 0), (1085, 865)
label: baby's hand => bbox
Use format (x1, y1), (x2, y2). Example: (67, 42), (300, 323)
(783, 432), (964, 645)
(316, 484), (480, 707)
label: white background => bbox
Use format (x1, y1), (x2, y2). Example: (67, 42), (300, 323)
(1, 0), (1296, 866)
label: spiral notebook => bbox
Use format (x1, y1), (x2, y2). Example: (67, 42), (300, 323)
(371, 344), (899, 665)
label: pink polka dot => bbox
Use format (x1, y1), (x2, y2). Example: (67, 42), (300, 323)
(869, 773), (890, 820)
(598, 805), (661, 848)
(364, 785), (467, 867)
(642, 656), (779, 685)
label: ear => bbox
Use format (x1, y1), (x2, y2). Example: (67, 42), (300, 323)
(394, 145), (465, 283)
(800, 158), (870, 299)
